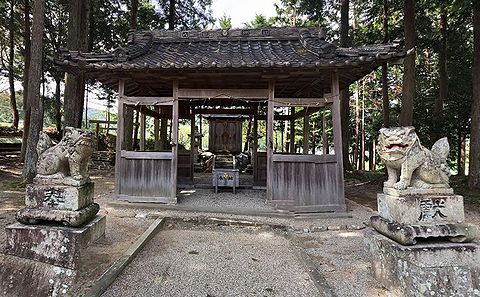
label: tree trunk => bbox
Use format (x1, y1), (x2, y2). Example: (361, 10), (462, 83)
(435, 5), (448, 137)
(54, 77), (62, 132)
(168, 0), (176, 30)
(400, 0), (415, 126)
(382, 0), (390, 128)
(457, 132), (465, 176)
(9, 0), (19, 129)
(468, 1), (480, 189)
(130, 0), (139, 29)
(64, 0), (90, 128)
(22, 0), (45, 183)
(20, 0), (31, 161)
(340, 0), (353, 171)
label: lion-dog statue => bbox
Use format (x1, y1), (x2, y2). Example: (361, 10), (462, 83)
(377, 127), (450, 190)
(36, 127), (96, 185)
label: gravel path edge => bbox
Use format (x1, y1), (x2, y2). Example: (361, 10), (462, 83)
(81, 217), (166, 297)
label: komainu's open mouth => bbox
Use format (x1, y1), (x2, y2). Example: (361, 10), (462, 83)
(385, 143), (409, 149)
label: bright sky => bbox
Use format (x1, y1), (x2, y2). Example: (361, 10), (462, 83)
(211, 0), (279, 28)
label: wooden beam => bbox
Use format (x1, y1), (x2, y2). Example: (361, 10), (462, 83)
(154, 106), (160, 150)
(178, 88), (269, 99)
(303, 114), (310, 154)
(267, 80), (275, 202)
(115, 79), (125, 195)
(192, 108), (255, 115)
(120, 96), (174, 105)
(171, 80), (179, 200)
(139, 113), (146, 151)
(120, 150), (173, 160)
(331, 71), (346, 205)
(273, 97), (327, 107)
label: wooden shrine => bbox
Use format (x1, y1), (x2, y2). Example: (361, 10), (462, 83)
(54, 27), (409, 213)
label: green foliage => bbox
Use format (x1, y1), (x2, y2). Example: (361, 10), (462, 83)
(219, 13), (232, 29)
(243, 14), (275, 29)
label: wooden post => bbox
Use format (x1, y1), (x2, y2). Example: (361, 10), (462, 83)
(154, 105), (160, 150)
(322, 110), (328, 155)
(139, 112), (146, 151)
(252, 105), (258, 183)
(160, 107), (168, 149)
(190, 112), (195, 182)
(289, 107), (295, 153)
(171, 80), (179, 200)
(267, 80), (275, 201)
(114, 79), (125, 195)
(331, 71), (346, 207)
(303, 114), (310, 154)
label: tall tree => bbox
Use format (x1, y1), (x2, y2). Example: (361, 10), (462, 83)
(400, 0), (415, 126)
(469, 0), (480, 189)
(20, 0), (31, 161)
(8, 0), (19, 129)
(22, 0), (45, 182)
(434, 1), (448, 137)
(63, 0), (90, 128)
(339, 0), (353, 171)
(382, 0), (390, 127)
(130, 0), (139, 30)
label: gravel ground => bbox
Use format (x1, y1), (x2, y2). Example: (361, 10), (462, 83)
(102, 226), (320, 297)
(176, 188), (273, 211)
(294, 230), (388, 297)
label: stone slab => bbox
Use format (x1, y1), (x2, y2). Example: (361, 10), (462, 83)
(378, 193), (464, 225)
(383, 185), (454, 197)
(4, 215), (106, 269)
(26, 182), (94, 211)
(0, 254), (76, 297)
(370, 215), (479, 245)
(16, 202), (100, 227)
(364, 229), (480, 297)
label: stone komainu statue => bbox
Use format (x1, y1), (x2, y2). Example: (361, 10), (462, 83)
(36, 127), (96, 184)
(377, 127), (450, 190)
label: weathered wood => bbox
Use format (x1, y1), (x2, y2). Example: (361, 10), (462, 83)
(272, 154), (336, 163)
(120, 96), (174, 105)
(208, 119), (243, 153)
(139, 113), (146, 151)
(331, 71), (346, 207)
(171, 80), (179, 199)
(178, 88), (269, 99)
(290, 107), (295, 153)
(154, 105), (160, 150)
(253, 152), (267, 187)
(303, 114), (310, 154)
(273, 98), (327, 107)
(267, 80), (275, 201)
(114, 80), (125, 195)
(193, 108), (255, 115)
(120, 150), (173, 160)
(178, 150), (193, 184)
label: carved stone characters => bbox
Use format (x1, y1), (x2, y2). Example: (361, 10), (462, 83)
(35, 127), (96, 186)
(377, 127), (450, 190)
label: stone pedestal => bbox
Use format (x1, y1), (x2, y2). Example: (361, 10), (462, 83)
(364, 229), (480, 297)
(5, 215), (106, 269)
(17, 182), (99, 227)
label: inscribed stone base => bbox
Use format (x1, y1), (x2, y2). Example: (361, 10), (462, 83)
(378, 192), (465, 225)
(364, 229), (480, 297)
(26, 182), (94, 211)
(5, 215), (106, 269)
(0, 254), (76, 297)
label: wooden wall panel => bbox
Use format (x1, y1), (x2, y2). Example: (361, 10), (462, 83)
(208, 119), (243, 153)
(178, 151), (193, 184)
(118, 157), (172, 199)
(271, 157), (345, 212)
(253, 152), (267, 187)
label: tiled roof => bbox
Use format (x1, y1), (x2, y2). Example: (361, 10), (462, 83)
(54, 27), (408, 72)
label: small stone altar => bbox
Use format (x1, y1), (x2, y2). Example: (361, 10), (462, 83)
(364, 127), (480, 297)
(4, 127), (106, 275)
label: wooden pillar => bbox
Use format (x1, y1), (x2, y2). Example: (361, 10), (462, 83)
(160, 107), (168, 149)
(267, 80), (275, 201)
(331, 71), (346, 207)
(171, 80), (179, 200)
(253, 105), (258, 182)
(114, 79), (125, 195)
(289, 107), (295, 153)
(190, 112), (195, 181)
(322, 110), (328, 155)
(139, 112), (146, 151)
(124, 106), (133, 150)
(303, 113), (310, 154)
(154, 105), (160, 150)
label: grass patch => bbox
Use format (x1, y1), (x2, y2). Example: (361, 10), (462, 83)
(450, 176), (480, 207)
